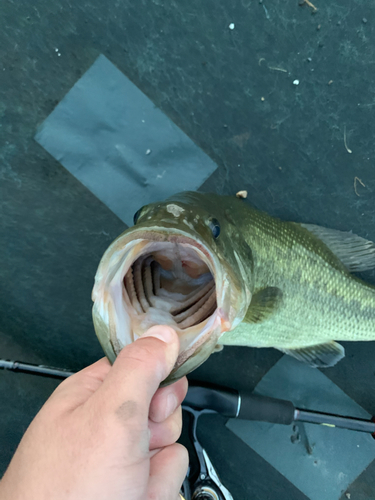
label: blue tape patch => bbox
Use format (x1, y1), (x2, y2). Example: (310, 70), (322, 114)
(227, 356), (375, 500)
(35, 55), (217, 226)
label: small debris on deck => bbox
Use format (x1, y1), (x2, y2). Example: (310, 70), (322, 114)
(236, 190), (248, 199)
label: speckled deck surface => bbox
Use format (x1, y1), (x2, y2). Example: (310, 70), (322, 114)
(1, 1), (375, 498)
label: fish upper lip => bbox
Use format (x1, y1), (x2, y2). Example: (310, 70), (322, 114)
(126, 226), (212, 249)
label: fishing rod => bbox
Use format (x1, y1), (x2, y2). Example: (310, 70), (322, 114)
(0, 359), (75, 379)
(1, 359), (374, 435)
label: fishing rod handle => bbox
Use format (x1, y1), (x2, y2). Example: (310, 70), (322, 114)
(237, 392), (295, 425)
(183, 385), (240, 417)
(183, 384), (295, 425)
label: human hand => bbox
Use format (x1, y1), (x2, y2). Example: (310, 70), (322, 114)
(0, 325), (188, 500)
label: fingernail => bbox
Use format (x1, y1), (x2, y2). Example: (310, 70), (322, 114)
(141, 325), (174, 344)
(165, 393), (178, 419)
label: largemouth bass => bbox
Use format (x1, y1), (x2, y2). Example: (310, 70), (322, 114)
(92, 192), (375, 384)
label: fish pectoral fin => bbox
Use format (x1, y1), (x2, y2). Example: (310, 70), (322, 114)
(279, 341), (345, 368)
(299, 223), (375, 273)
(244, 287), (283, 324)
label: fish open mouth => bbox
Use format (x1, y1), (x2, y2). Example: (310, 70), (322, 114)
(92, 230), (230, 376)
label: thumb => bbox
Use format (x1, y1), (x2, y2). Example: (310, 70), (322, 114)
(94, 325), (180, 419)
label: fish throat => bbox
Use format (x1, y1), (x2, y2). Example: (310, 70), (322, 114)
(123, 243), (217, 330)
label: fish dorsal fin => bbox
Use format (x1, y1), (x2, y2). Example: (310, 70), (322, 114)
(245, 287), (283, 324)
(279, 341), (345, 368)
(300, 223), (375, 273)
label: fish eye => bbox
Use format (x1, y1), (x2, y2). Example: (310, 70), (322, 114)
(133, 207), (144, 225)
(208, 218), (220, 239)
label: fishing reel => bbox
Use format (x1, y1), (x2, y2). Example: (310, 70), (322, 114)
(181, 481), (224, 500)
(191, 486), (222, 500)
(179, 405), (233, 500)
(184, 474), (229, 500)
(180, 464), (230, 500)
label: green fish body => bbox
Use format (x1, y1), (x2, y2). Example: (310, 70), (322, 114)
(92, 192), (375, 382)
